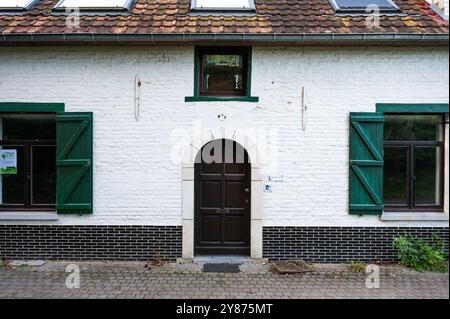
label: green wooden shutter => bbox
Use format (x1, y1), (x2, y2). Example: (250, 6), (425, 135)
(56, 112), (93, 215)
(349, 112), (384, 215)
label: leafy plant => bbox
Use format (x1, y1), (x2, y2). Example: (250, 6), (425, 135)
(393, 235), (448, 272)
(348, 261), (365, 273)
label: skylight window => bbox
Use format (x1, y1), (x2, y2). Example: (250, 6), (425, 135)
(191, 0), (255, 11)
(330, 0), (400, 13)
(53, 0), (134, 11)
(0, 0), (37, 11)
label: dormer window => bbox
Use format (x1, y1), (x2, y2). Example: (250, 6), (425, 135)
(330, 0), (400, 13)
(0, 0), (37, 11)
(53, 0), (134, 12)
(191, 0), (256, 12)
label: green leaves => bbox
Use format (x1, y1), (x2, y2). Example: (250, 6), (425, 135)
(393, 236), (448, 272)
(348, 261), (365, 273)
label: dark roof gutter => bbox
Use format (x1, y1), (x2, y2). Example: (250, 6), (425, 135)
(1, 32), (449, 45)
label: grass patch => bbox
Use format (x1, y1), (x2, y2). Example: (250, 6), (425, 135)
(348, 261), (365, 273)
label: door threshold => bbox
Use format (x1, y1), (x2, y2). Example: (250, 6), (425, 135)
(193, 256), (252, 264)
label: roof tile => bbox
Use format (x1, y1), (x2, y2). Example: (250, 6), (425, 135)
(0, 0), (447, 35)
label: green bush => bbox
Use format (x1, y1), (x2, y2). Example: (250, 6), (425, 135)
(393, 235), (448, 272)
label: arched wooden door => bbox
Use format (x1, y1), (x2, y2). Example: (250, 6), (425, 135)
(194, 139), (251, 256)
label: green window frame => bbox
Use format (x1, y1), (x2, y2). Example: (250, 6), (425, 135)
(0, 102), (64, 113)
(0, 102), (93, 215)
(376, 103), (449, 114)
(185, 46), (259, 103)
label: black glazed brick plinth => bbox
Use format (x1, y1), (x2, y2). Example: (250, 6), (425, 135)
(1, 225), (448, 262)
(0, 225), (182, 261)
(263, 227), (449, 263)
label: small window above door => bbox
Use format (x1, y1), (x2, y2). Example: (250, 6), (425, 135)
(185, 47), (259, 102)
(200, 49), (246, 96)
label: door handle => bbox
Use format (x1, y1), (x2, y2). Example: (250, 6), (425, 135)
(245, 188), (250, 193)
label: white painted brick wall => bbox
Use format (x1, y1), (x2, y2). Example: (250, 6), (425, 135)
(0, 46), (448, 227)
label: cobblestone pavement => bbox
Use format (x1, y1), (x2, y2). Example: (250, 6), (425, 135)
(0, 261), (448, 299)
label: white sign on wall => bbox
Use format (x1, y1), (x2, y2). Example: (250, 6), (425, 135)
(263, 184), (272, 193)
(0, 149), (17, 174)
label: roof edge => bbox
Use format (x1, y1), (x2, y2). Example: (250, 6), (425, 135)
(1, 32), (449, 45)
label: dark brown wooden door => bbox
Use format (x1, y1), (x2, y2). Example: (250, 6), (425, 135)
(194, 139), (251, 256)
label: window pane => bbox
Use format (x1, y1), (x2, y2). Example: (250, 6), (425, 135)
(32, 146), (56, 205)
(334, 0), (398, 10)
(194, 0), (254, 9)
(54, 0), (131, 9)
(0, 145), (25, 205)
(384, 147), (408, 205)
(202, 54), (244, 94)
(0, 0), (35, 9)
(414, 147), (441, 206)
(1, 114), (56, 141)
(384, 115), (444, 141)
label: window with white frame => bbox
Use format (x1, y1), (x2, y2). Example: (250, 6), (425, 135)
(53, 0), (134, 11)
(330, 0), (400, 13)
(0, 0), (37, 10)
(191, 0), (255, 11)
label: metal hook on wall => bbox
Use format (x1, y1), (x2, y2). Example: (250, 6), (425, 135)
(135, 75), (142, 121)
(301, 86), (307, 132)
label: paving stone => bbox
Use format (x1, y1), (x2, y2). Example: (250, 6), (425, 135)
(0, 261), (448, 299)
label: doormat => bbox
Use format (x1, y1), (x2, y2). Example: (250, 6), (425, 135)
(203, 263), (240, 273)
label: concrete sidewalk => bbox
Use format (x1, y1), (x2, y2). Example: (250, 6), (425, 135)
(0, 261), (448, 299)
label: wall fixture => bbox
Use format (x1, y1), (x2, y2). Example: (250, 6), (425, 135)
(135, 75), (142, 121)
(301, 86), (307, 132)
(266, 175), (284, 182)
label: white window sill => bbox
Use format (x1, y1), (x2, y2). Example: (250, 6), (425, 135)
(0, 212), (58, 221)
(381, 212), (449, 221)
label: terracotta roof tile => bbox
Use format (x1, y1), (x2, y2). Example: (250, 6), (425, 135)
(0, 0), (448, 35)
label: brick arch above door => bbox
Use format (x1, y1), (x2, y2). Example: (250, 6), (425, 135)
(181, 128), (263, 261)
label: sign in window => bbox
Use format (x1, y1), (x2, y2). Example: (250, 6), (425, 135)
(0, 149), (17, 174)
